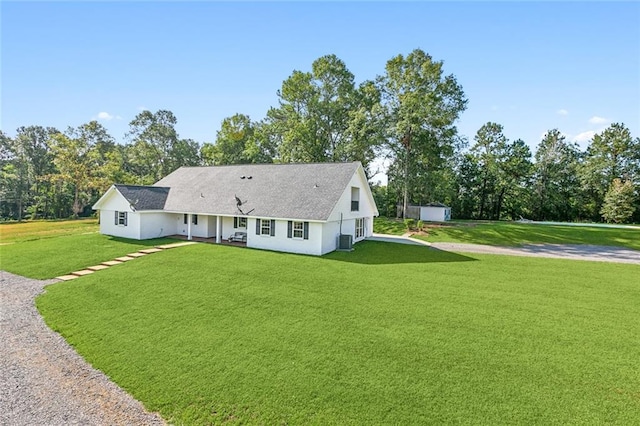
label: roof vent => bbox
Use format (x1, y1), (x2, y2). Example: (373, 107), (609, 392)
(313, 183), (319, 188)
(240, 175), (246, 179)
(247, 176), (252, 179)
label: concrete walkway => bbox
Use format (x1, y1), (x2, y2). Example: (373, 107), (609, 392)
(55, 241), (197, 281)
(369, 233), (432, 246)
(368, 234), (640, 265)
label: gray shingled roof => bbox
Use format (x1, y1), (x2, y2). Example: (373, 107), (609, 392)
(114, 185), (170, 211)
(154, 162), (362, 221)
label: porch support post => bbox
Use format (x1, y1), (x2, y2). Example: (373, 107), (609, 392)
(216, 216), (221, 244)
(187, 213), (192, 241)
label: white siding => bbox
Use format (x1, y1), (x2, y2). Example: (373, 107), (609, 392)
(321, 221), (340, 254)
(139, 212), (177, 239)
(419, 207), (450, 222)
(97, 190), (141, 239)
(99, 209), (140, 239)
(246, 218), (323, 255)
(327, 170), (376, 222)
(325, 168), (375, 244)
(175, 213), (216, 238)
(220, 216), (249, 241)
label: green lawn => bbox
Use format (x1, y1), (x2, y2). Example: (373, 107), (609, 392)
(37, 241), (640, 424)
(0, 218), (98, 243)
(374, 217), (640, 250)
(0, 233), (176, 279)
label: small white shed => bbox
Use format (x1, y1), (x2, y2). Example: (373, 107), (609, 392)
(419, 203), (451, 222)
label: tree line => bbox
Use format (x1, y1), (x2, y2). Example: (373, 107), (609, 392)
(1, 49), (638, 223)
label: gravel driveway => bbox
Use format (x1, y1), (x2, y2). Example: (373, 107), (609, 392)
(0, 271), (165, 426)
(368, 234), (640, 264)
(428, 243), (640, 264)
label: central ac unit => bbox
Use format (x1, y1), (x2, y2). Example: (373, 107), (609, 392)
(337, 234), (353, 251)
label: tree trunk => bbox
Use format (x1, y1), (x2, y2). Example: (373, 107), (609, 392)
(495, 187), (506, 220)
(478, 176), (487, 219)
(401, 130), (412, 219)
(73, 186), (80, 219)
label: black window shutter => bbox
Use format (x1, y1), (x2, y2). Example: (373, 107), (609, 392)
(114, 211), (118, 225)
(234, 217), (238, 228)
(183, 214), (187, 224)
(287, 221), (292, 238)
(256, 219), (260, 235)
(303, 222), (309, 240)
(270, 219), (276, 236)
(193, 214), (198, 225)
(124, 212), (128, 226)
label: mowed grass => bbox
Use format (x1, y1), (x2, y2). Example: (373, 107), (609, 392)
(1, 233), (176, 279)
(374, 217), (640, 250)
(37, 242), (640, 424)
(0, 218), (99, 243)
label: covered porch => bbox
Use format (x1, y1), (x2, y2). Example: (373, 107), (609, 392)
(174, 213), (249, 244)
(168, 234), (247, 248)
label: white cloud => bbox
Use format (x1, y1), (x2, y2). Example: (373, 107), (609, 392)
(573, 130), (596, 143)
(94, 111), (122, 121)
(589, 115), (609, 124)
(556, 109), (568, 116)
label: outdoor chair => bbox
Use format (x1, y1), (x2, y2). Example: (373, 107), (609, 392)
(228, 231), (247, 243)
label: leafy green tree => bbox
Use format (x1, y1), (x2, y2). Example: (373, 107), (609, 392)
(531, 129), (581, 221)
(125, 110), (201, 182)
(266, 54), (383, 172)
(580, 123), (640, 220)
(4, 126), (59, 220)
(469, 122), (507, 219)
(458, 123), (531, 220)
(172, 138), (201, 168)
(202, 114), (273, 165)
(498, 138), (532, 220)
(600, 179), (636, 223)
(379, 49), (467, 217)
(452, 152), (482, 219)
(67, 121), (122, 190)
(48, 133), (101, 218)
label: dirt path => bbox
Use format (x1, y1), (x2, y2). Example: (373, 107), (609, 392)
(0, 271), (165, 426)
(368, 234), (640, 264)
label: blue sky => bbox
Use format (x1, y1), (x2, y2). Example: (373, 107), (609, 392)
(2, 1), (639, 171)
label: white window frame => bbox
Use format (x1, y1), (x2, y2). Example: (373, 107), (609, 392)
(238, 217), (247, 228)
(260, 219), (271, 236)
(355, 218), (364, 239)
(118, 211), (127, 226)
(292, 221), (304, 239)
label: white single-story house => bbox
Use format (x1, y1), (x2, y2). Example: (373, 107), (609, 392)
(92, 162), (378, 255)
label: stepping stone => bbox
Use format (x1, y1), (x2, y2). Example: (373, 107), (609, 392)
(127, 252), (147, 257)
(56, 274), (80, 281)
(102, 260), (123, 266)
(138, 248), (163, 254)
(87, 264), (109, 271)
(115, 256), (135, 262)
(156, 242), (197, 249)
(72, 269), (94, 276)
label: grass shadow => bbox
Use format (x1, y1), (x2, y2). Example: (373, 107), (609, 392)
(323, 240), (476, 265)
